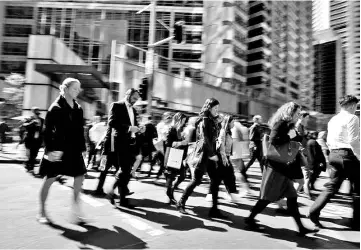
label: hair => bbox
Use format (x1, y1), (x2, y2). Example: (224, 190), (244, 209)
(268, 102), (301, 128)
(253, 115), (262, 123)
(199, 98), (220, 117)
(59, 78), (80, 95)
(162, 112), (174, 121)
(339, 95), (359, 108)
(172, 112), (187, 129)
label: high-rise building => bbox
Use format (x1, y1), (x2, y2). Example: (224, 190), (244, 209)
(246, 1), (314, 110)
(313, 29), (342, 114)
(203, 0), (248, 91)
(330, 0), (360, 99)
(312, 0), (330, 32)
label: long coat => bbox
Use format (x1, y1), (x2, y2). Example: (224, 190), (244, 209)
(40, 95), (86, 177)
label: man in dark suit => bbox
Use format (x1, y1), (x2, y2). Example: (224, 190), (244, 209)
(22, 107), (44, 171)
(107, 88), (143, 208)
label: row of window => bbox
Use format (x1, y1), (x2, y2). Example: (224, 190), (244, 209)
(5, 6), (34, 19)
(0, 61), (26, 74)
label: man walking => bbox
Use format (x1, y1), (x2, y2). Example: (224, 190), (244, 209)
(243, 115), (264, 173)
(309, 95), (360, 230)
(22, 107), (44, 171)
(107, 88), (143, 208)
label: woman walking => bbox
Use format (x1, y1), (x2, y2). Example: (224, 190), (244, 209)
(38, 78), (87, 224)
(163, 112), (188, 204)
(245, 102), (316, 236)
(177, 98), (226, 218)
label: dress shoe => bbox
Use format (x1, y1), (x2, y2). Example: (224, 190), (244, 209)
(125, 191), (134, 196)
(107, 193), (116, 206)
(94, 189), (106, 196)
(176, 202), (187, 214)
(297, 227), (319, 237)
(208, 208), (228, 219)
(244, 217), (260, 229)
(308, 213), (324, 228)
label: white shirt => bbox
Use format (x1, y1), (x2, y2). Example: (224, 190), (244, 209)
(156, 121), (170, 142)
(327, 110), (360, 159)
(125, 100), (135, 137)
(89, 122), (107, 143)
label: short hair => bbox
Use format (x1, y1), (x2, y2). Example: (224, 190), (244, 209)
(300, 111), (310, 118)
(59, 78), (80, 95)
(125, 88), (140, 97)
(339, 95), (359, 107)
(31, 106), (40, 114)
(253, 115), (262, 122)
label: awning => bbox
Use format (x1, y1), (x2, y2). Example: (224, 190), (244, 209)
(35, 64), (109, 89)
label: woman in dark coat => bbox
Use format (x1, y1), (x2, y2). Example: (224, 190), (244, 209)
(163, 112), (188, 204)
(38, 78), (87, 224)
(177, 98), (226, 218)
(245, 102), (316, 236)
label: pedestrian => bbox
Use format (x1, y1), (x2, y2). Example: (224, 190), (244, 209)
(245, 102), (316, 236)
(22, 107), (44, 171)
(316, 131), (329, 166)
(309, 95), (360, 230)
(177, 98), (227, 218)
(86, 116), (101, 169)
(38, 78), (87, 224)
(243, 115), (264, 178)
(163, 112), (188, 204)
(107, 88), (143, 208)
(150, 112), (173, 178)
(215, 115), (241, 203)
(88, 116), (107, 170)
(293, 111), (312, 199)
(0, 119), (9, 151)
(306, 137), (327, 191)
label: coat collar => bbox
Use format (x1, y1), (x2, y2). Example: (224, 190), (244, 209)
(56, 95), (81, 110)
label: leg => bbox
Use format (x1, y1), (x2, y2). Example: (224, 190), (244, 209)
(309, 152), (344, 226)
(73, 175), (85, 217)
(173, 166), (187, 190)
(245, 147), (257, 171)
(177, 168), (204, 210)
(255, 148), (264, 172)
(246, 199), (270, 227)
(345, 155), (360, 230)
(39, 176), (56, 218)
(96, 154), (114, 193)
(165, 172), (176, 204)
(156, 151), (165, 178)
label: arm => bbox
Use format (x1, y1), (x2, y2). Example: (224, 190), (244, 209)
(348, 116), (360, 159)
(43, 107), (58, 152)
(249, 125), (256, 142)
(202, 118), (216, 158)
(79, 109), (86, 152)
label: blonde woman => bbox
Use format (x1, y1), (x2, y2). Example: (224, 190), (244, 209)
(38, 78), (87, 224)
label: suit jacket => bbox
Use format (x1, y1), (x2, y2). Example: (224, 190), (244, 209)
(249, 123), (262, 148)
(22, 116), (45, 147)
(107, 100), (139, 152)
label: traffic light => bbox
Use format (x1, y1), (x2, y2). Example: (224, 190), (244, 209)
(174, 20), (185, 44)
(139, 78), (148, 101)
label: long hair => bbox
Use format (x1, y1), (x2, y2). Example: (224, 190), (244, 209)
(172, 112), (187, 130)
(222, 115), (234, 134)
(268, 102), (300, 128)
(199, 98), (220, 117)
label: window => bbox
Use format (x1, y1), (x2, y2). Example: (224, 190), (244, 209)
(173, 50), (202, 62)
(247, 52), (263, 62)
(234, 65), (246, 75)
(290, 92), (298, 99)
(247, 64), (263, 74)
(0, 61), (26, 74)
(4, 24), (32, 37)
(248, 39), (264, 50)
(175, 13), (202, 25)
(5, 6), (33, 19)
(249, 15), (265, 26)
(2, 42), (28, 56)
(234, 46), (246, 60)
(185, 31), (202, 44)
(248, 27), (263, 37)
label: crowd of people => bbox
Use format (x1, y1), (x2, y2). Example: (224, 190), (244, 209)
(12, 77), (360, 236)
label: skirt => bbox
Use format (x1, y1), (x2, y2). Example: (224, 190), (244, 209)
(259, 165), (297, 202)
(39, 151), (87, 178)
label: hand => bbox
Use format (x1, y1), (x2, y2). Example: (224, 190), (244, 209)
(139, 126), (146, 133)
(129, 126), (140, 133)
(135, 154), (142, 161)
(172, 142), (180, 148)
(47, 151), (63, 162)
(209, 155), (219, 162)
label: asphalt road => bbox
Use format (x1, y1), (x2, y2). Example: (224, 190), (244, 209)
(0, 162), (359, 249)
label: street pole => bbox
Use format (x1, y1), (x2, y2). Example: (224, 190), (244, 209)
(145, 0), (156, 115)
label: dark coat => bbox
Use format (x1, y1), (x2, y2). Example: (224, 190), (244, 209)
(306, 139), (326, 171)
(106, 100), (139, 154)
(249, 123), (262, 148)
(188, 116), (219, 172)
(22, 116), (44, 148)
(40, 95), (86, 177)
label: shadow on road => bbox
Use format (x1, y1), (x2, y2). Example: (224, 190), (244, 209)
(48, 222), (147, 249)
(116, 198), (227, 232)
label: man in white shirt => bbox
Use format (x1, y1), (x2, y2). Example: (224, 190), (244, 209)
(309, 95), (360, 230)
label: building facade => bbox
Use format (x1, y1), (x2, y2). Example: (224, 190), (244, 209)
(246, 1), (314, 111)
(312, 0), (330, 32)
(313, 29), (342, 114)
(330, 0), (360, 99)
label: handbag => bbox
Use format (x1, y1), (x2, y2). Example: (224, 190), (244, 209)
(262, 134), (301, 165)
(165, 147), (184, 169)
(186, 121), (205, 169)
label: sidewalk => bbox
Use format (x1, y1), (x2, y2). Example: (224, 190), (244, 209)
(0, 143), (44, 164)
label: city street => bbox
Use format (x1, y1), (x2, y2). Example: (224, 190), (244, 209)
(0, 160), (359, 249)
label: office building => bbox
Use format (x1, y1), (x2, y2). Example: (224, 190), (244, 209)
(247, 1), (314, 110)
(313, 29), (342, 114)
(330, 0), (360, 99)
